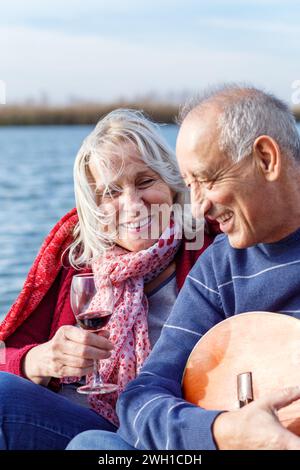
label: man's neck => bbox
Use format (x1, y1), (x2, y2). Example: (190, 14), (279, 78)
(265, 177), (300, 243)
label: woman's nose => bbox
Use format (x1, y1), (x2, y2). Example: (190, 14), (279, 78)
(119, 187), (145, 214)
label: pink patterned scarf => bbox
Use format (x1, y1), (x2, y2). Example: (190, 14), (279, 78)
(63, 219), (181, 426)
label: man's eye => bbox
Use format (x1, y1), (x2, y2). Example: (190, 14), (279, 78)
(205, 179), (215, 190)
(197, 178), (215, 188)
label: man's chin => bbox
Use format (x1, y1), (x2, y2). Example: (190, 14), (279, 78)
(228, 233), (254, 250)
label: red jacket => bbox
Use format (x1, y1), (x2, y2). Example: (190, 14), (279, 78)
(0, 208), (217, 390)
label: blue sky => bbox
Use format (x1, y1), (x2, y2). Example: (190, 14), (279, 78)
(0, 0), (299, 105)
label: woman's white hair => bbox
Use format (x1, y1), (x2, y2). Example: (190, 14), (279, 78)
(67, 108), (191, 269)
(179, 83), (300, 163)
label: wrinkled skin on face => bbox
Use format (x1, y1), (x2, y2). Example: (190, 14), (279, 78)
(89, 142), (175, 252)
(176, 106), (300, 249)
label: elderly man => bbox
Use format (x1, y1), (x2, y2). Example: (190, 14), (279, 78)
(67, 85), (300, 450)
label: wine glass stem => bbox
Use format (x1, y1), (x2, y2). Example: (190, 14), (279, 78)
(92, 359), (104, 387)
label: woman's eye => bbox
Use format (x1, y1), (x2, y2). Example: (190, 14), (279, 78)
(101, 188), (120, 199)
(138, 178), (155, 187)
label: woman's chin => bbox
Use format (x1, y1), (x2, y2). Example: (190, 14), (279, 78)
(117, 237), (158, 252)
(117, 221), (163, 252)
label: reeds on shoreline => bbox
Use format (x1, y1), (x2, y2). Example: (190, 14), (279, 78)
(294, 106), (300, 122)
(0, 102), (180, 126)
(0, 102), (299, 126)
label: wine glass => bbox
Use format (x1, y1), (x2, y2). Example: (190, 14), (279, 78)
(70, 273), (118, 394)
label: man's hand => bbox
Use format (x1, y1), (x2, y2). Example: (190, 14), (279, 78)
(213, 386), (300, 450)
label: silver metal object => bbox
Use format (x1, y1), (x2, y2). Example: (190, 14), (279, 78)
(237, 372), (254, 407)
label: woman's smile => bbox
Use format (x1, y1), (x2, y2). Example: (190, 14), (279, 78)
(90, 144), (175, 252)
(119, 215), (153, 233)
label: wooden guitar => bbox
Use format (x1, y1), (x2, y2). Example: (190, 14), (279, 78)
(182, 312), (300, 435)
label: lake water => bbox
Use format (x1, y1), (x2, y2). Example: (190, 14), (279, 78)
(1, 123), (300, 321)
(0, 124), (179, 319)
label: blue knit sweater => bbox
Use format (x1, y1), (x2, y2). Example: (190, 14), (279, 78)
(117, 228), (300, 450)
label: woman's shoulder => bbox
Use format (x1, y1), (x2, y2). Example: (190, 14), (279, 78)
(175, 224), (219, 289)
(179, 221), (220, 263)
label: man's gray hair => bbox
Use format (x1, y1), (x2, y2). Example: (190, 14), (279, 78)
(179, 83), (300, 163)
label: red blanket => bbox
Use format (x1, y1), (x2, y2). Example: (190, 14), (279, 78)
(0, 208), (79, 341)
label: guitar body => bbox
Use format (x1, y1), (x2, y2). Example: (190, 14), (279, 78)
(182, 312), (300, 435)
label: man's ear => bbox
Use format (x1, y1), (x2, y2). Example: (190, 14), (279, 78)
(252, 135), (281, 182)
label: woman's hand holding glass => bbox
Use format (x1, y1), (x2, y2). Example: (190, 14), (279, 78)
(70, 273), (119, 394)
(22, 324), (114, 386)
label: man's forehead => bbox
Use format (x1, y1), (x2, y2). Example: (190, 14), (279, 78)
(178, 109), (219, 152)
(181, 160), (221, 180)
(177, 114), (221, 176)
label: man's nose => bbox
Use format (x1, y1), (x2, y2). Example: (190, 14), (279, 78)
(191, 199), (212, 220)
(191, 185), (212, 219)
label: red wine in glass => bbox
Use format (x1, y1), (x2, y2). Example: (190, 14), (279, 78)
(76, 310), (112, 331)
(70, 273), (118, 395)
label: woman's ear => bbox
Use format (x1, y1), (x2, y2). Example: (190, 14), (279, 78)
(252, 135), (281, 182)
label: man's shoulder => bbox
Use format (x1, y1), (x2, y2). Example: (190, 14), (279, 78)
(200, 233), (230, 260)
(211, 233), (228, 247)
(188, 233), (230, 277)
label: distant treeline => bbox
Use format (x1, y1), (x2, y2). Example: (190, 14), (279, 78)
(0, 103), (299, 126)
(294, 107), (300, 122)
(0, 102), (180, 126)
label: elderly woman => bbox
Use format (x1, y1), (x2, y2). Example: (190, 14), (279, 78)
(0, 109), (216, 450)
